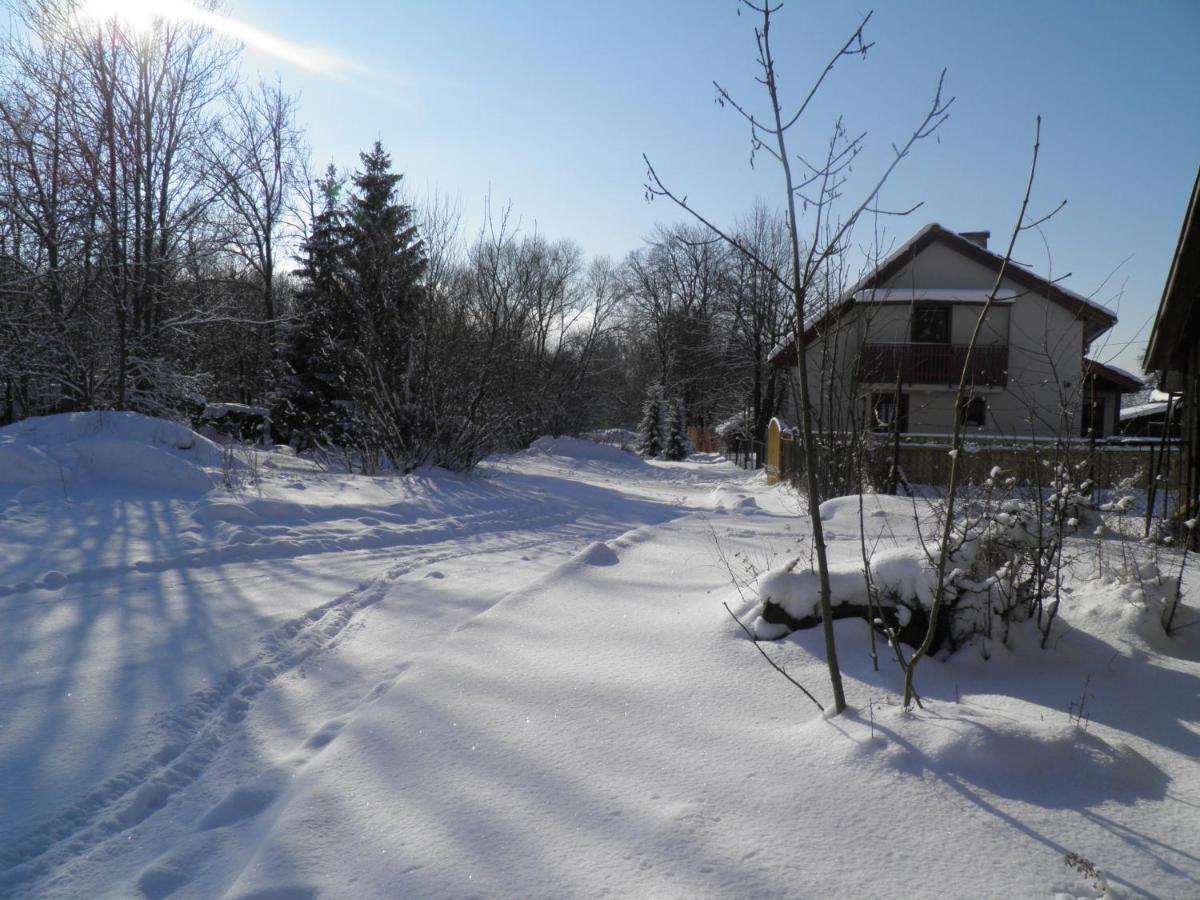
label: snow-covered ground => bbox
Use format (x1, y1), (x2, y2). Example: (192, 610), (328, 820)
(1, 413), (1197, 899)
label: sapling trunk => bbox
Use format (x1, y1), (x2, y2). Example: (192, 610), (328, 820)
(903, 117), (1053, 707)
(643, 1), (951, 715)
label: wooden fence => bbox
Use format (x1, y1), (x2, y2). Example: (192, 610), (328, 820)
(688, 426), (720, 453)
(765, 417), (1182, 496)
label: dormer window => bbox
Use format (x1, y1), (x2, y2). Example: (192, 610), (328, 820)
(911, 305), (950, 344)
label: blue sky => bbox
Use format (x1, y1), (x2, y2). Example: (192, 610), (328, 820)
(236, 0), (1200, 374)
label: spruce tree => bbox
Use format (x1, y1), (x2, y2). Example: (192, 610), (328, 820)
(636, 383), (666, 458)
(662, 398), (689, 461)
(346, 142), (427, 385)
(343, 142), (428, 465)
(275, 166), (351, 447)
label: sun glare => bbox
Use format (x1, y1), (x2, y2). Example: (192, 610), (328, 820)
(79, 0), (169, 36)
(77, 0), (360, 79)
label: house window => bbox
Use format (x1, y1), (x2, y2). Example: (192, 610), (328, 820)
(959, 396), (986, 428)
(870, 392), (908, 433)
(911, 305), (950, 344)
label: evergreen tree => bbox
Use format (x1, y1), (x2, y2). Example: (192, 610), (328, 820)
(343, 142), (429, 466)
(662, 398), (689, 461)
(275, 166), (351, 447)
(636, 383), (666, 458)
(346, 142), (427, 394)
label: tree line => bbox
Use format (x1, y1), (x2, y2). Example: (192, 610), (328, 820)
(0, 0), (798, 469)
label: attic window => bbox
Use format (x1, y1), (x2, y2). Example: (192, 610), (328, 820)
(911, 305), (950, 344)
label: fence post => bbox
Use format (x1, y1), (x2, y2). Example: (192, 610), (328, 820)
(766, 419), (782, 485)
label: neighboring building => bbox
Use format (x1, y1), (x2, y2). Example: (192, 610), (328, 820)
(1119, 389), (1180, 439)
(770, 223), (1130, 439)
(1082, 359), (1144, 439)
(1143, 166), (1200, 528)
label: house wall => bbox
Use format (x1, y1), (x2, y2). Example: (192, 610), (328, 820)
(852, 300), (1010, 347)
(786, 239), (1089, 439)
(1000, 285), (1085, 436)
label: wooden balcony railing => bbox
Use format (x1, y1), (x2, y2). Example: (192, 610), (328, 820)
(859, 343), (1008, 387)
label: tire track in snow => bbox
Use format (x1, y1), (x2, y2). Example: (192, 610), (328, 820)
(0, 505), (590, 892)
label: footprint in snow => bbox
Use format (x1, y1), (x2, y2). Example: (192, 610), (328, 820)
(197, 767), (290, 831)
(39, 571), (68, 590)
(137, 861), (192, 899)
(304, 718), (347, 750)
(228, 887), (318, 900)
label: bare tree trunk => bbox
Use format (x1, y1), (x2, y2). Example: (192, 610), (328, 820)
(902, 116), (1061, 707)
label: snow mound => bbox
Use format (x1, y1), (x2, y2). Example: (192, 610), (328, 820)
(752, 545), (934, 636)
(575, 541), (620, 566)
(0, 412), (225, 493)
(701, 483), (762, 514)
(819, 492), (920, 527)
(524, 435), (645, 468)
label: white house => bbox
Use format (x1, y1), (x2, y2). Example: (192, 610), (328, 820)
(770, 224), (1137, 440)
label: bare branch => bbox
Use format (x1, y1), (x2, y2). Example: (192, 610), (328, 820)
(723, 602), (825, 711)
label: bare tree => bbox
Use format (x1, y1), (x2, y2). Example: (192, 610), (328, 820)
(645, 2), (951, 714)
(901, 117), (1065, 707)
(726, 205), (792, 446)
(206, 77), (302, 336)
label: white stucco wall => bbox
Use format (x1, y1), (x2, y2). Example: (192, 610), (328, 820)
(786, 238), (1090, 438)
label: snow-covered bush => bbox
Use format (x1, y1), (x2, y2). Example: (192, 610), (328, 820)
(753, 462), (1104, 655)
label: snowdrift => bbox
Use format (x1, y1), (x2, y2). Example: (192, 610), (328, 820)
(0, 412), (225, 494)
(521, 435), (646, 469)
(699, 482), (762, 514)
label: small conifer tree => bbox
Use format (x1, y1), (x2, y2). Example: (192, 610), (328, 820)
(662, 399), (689, 461)
(636, 384), (666, 458)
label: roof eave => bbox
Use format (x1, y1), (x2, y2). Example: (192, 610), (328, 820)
(1144, 165), (1200, 374)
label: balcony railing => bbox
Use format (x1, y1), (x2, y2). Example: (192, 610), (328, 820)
(859, 342), (1008, 387)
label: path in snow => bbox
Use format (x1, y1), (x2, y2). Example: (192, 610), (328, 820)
(0, 438), (739, 897)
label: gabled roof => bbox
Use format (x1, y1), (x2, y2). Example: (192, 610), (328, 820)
(770, 223), (1119, 366)
(1144, 165), (1200, 375)
(1084, 358), (1144, 393)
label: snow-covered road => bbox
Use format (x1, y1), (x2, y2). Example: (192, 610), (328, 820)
(0, 420), (744, 896)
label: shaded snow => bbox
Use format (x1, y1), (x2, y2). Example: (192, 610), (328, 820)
(0, 411), (225, 492)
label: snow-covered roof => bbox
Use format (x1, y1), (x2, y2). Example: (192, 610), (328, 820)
(768, 223), (1120, 366)
(1097, 362), (1142, 386)
(1120, 401), (1170, 421)
(905, 223), (1119, 324)
(1084, 358), (1144, 393)
(851, 288), (1018, 305)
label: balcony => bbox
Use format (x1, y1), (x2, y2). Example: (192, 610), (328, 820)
(859, 342), (1008, 388)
